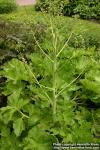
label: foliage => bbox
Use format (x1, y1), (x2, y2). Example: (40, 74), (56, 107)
(36, 0), (100, 20)
(0, 20), (47, 67)
(73, 0), (100, 19)
(0, 20), (47, 111)
(0, 5), (100, 149)
(35, 0), (69, 16)
(0, 22), (100, 149)
(68, 26), (100, 49)
(0, 0), (17, 14)
(0, 6), (100, 50)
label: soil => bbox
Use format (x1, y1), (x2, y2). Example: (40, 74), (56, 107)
(16, 0), (36, 6)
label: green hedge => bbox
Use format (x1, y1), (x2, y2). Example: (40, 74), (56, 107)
(0, 0), (17, 14)
(35, 0), (68, 16)
(73, 0), (100, 19)
(35, 0), (100, 20)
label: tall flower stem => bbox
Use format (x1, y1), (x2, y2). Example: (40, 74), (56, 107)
(52, 54), (57, 120)
(50, 18), (58, 120)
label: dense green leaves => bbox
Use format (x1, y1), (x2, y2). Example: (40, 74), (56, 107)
(0, 14), (100, 149)
(1, 39), (100, 148)
(23, 127), (56, 150)
(13, 118), (25, 137)
(0, 0), (17, 14)
(35, 0), (69, 16)
(2, 59), (33, 81)
(36, 0), (100, 20)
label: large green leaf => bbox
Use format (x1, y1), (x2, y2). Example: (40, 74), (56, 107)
(0, 106), (16, 124)
(23, 126), (56, 150)
(13, 118), (25, 137)
(3, 59), (33, 82)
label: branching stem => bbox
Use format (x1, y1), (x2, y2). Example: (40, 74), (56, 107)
(56, 70), (84, 98)
(33, 35), (54, 63)
(56, 31), (73, 57)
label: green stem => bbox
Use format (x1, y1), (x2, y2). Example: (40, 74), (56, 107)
(50, 18), (57, 120)
(52, 53), (57, 120)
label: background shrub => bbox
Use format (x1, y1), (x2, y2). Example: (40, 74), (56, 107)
(0, 0), (17, 14)
(73, 0), (100, 19)
(35, 0), (69, 16)
(36, 0), (100, 20)
(0, 20), (47, 66)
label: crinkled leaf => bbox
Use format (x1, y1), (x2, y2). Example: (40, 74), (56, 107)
(3, 59), (33, 82)
(13, 118), (25, 137)
(0, 106), (16, 124)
